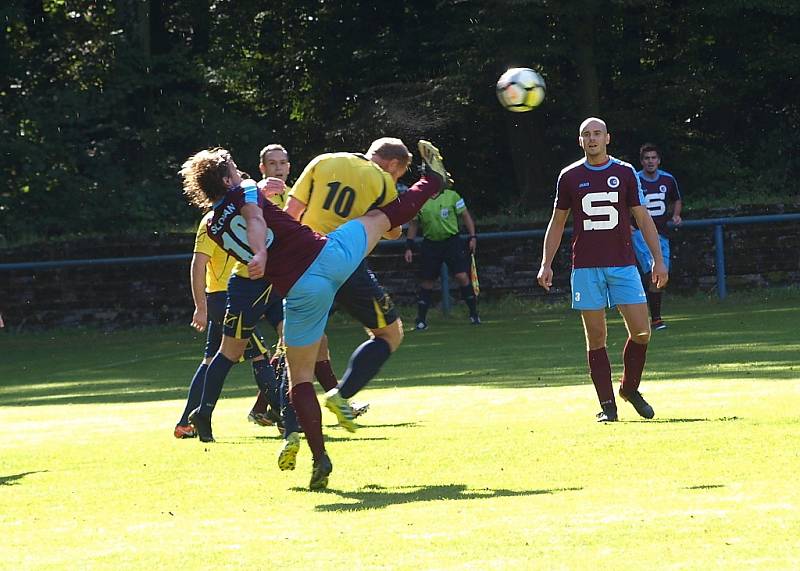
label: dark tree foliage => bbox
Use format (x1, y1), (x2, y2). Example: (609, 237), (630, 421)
(1, 0), (798, 242)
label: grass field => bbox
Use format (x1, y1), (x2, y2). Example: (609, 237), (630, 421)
(1, 291), (799, 570)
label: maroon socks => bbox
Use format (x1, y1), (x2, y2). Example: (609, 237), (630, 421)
(621, 339), (648, 393)
(314, 360), (338, 392)
(289, 382), (326, 460)
(588, 347), (614, 405)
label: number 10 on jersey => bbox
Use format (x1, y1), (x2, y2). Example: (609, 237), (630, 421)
(323, 181), (356, 218)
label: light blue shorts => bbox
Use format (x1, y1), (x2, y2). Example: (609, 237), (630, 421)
(283, 220), (368, 346)
(570, 266), (647, 310)
(631, 229), (670, 273)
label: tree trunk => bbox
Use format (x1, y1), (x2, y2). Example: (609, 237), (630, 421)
(573, 14), (600, 116)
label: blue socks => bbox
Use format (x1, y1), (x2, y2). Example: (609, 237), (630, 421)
(179, 363), (208, 425)
(252, 359), (281, 412)
(198, 353), (235, 417)
(338, 337), (392, 399)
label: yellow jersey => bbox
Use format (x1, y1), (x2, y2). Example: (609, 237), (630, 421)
(194, 211), (237, 292)
(289, 153), (397, 234)
(261, 179), (289, 210)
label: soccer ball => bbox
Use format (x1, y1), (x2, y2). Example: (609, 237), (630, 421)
(496, 67), (546, 112)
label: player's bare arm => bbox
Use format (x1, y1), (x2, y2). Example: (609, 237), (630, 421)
(284, 196), (306, 220)
(631, 205), (669, 288)
(462, 209), (477, 254)
(537, 208), (569, 291)
(190, 252), (211, 332)
(242, 201), (268, 279)
(404, 218), (419, 263)
(672, 199), (683, 226)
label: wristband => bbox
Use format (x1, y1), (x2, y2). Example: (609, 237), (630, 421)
(468, 235), (477, 240)
(405, 239), (414, 250)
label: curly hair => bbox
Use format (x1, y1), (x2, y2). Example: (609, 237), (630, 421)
(180, 148), (233, 209)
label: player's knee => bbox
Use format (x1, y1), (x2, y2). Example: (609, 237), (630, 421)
(220, 337), (247, 362)
(584, 329), (606, 349)
(454, 272), (470, 286)
(632, 330), (651, 344)
(374, 320), (403, 352)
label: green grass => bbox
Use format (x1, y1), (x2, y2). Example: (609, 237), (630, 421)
(1, 293), (799, 569)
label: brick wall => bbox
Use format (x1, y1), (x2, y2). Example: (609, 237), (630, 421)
(1, 207), (798, 329)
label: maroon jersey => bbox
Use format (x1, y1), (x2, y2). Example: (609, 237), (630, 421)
(555, 157), (644, 269)
(636, 169), (682, 236)
(207, 183), (326, 296)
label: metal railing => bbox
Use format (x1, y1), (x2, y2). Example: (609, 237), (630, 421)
(2, 213), (798, 308)
(384, 212), (800, 311)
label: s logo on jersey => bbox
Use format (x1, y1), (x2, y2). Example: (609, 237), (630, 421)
(607, 176), (620, 189)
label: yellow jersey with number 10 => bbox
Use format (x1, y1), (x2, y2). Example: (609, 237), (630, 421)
(289, 153), (398, 235)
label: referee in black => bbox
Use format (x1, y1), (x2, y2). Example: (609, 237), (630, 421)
(404, 181), (479, 330)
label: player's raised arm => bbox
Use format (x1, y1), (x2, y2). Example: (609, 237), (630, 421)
(537, 208), (569, 291)
(631, 205), (669, 288)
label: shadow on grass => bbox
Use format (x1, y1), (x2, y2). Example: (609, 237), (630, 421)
(353, 422), (419, 430)
(1, 296), (797, 407)
(303, 483), (583, 512)
(0, 471), (47, 486)
(646, 416), (740, 423)
(219, 435), (391, 444)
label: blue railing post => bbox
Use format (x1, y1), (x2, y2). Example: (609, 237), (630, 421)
(440, 263), (450, 315)
(713, 224), (727, 300)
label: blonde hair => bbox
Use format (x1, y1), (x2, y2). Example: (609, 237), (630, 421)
(365, 137), (412, 166)
(180, 148), (232, 209)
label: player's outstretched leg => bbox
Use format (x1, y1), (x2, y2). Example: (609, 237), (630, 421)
(375, 140), (446, 231)
(417, 140), (448, 185)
